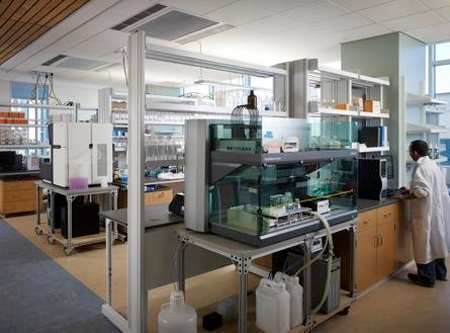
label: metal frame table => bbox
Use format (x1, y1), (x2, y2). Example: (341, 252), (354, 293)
(35, 180), (118, 255)
(176, 219), (357, 333)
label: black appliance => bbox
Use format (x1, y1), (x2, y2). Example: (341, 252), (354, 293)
(60, 201), (100, 238)
(48, 193), (84, 229)
(0, 151), (23, 172)
(272, 248), (341, 314)
(169, 193), (184, 216)
(358, 158), (388, 200)
(40, 158), (53, 182)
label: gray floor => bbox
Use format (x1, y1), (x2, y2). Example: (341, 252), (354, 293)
(0, 220), (120, 333)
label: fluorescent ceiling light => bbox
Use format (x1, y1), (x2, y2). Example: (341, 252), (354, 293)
(146, 44), (286, 78)
(194, 79), (271, 91)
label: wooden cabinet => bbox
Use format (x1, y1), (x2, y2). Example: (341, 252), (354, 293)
(356, 203), (398, 291)
(118, 187), (173, 208)
(0, 179), (37, 215)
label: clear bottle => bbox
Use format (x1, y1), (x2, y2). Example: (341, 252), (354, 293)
(158, 291), (197, 333)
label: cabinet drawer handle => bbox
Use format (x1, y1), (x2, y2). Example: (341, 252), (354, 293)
(379, 235), (383, 246)
(364, 219), (372, 224)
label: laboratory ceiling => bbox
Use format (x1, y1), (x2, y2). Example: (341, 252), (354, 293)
(1, 0), (450, 88)
(0, 0), (90, 65)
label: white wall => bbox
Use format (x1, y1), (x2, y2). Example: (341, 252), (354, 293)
(54, 83), (99, 109)
(0, 79), (11, 103)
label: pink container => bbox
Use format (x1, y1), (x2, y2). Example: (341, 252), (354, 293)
(69, 177), (88, 190)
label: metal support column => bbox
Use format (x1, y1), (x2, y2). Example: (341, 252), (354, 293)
(304, 237), (314, 331)
(106, 218), (113, 305)
(177, 238), (186, 293)
(232, 254), (251, 333)
(127, 29), (146, 333)
(349, 223), (357, 298)
(65, 194), (76, 255)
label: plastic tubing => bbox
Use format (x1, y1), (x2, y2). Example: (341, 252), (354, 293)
(294, 211), (334, 316)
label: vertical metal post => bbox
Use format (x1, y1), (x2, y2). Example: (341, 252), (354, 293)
(67, 195), (74, 245)
(304, 238), (313, 330)
(36, 183), (40, 226)
(177, 240), (185, 293)
(127, 30), (146, 333)
(235, 256), (250, 333)
(349, 223), (357, 298)
(106, 218), (112, 305)
(238, 271), (248, 333)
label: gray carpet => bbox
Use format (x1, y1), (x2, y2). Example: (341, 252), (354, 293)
(0, 219), (120, 333)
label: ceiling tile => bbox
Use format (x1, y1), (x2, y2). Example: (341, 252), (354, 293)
(340, 23), (393, 41)
(329, 0), (391, 11)
(406, 22), (450, 43)
(311, 13), (373, 32)
(436, 6), (450, 20)
(359, 0), (428, 22)
(239, 13), (304, 35)
(205, 1), (273, 26)
(418, 0), (450, 9)
(382, 11), (444, 31)
(284, 0), (348, 24)
(160, 0), (238, 15)
(246, 0), (317, 13)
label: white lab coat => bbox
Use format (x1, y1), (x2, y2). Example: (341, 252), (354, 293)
(410, 156), (450, 264)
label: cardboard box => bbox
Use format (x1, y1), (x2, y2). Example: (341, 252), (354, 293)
(363, 100), (381, 113)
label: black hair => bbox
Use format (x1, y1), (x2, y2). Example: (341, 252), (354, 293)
(410, 140), (429, 157)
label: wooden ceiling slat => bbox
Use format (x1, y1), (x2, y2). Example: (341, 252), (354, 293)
(0, 23), (49, 63)
(0, 0), (27, 30)
(0, 1), (13, 17)
(0, 0), (51, 44)
(44, 0), (88, 27)
(28, 0), (65, 25)
(0, 0), (72, 49)
(0, 0), (89, 64)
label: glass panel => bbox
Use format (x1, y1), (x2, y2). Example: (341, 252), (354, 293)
(208, 117), (357, 242)
(435, 42), (450, 61)
(435, 64), (450, 94)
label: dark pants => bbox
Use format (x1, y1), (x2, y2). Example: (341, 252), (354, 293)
(417, 258), (447, 285)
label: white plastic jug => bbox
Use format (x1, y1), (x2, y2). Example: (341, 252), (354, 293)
(256, 278), (290, 333)
(274, 272), (304, 329)
(158, 291), (197, 333)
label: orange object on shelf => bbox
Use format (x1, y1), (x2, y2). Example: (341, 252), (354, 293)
(335, 103), (350, 110)
(363, 100), (381, 113)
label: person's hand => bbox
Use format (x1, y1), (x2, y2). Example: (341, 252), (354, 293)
(392, 194), (406, 200)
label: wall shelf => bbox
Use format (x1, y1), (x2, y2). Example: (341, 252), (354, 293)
(407, 123), (448, 134)
(358, 145), (390, 153)
(406, 93), (447, 105)
(406, 156), (448, 164)
(0, 144), (49, 149)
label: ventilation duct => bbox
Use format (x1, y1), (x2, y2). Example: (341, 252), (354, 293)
(111, 5), (234, 44)
(41, 55), (110, 71)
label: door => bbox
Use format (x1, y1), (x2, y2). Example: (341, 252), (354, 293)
(376, 220), (395, 279)
(91, 123), (113, 184)
(67, 123), (92, 183)
(356, 228), (377, 291)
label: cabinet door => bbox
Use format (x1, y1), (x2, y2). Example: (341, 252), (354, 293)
(376, 220), (395, 279)
(356, 228), (377, 291)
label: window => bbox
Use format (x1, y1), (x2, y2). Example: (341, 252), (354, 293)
(430, 42), (450, 95)
(435, 42), (450, 62)
(435, 64), (450, 94)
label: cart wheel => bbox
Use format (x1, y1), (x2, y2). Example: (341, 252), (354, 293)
(34, 227), (43, 236)
(340, 306), (351, 316)
(64, 244), (74, 256)
(47, 235), (55, 244)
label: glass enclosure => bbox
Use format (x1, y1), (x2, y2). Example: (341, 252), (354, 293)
(208, 117), (357, 245)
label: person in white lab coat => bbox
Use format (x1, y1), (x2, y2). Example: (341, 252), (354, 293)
(395, 140), (450, 287)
